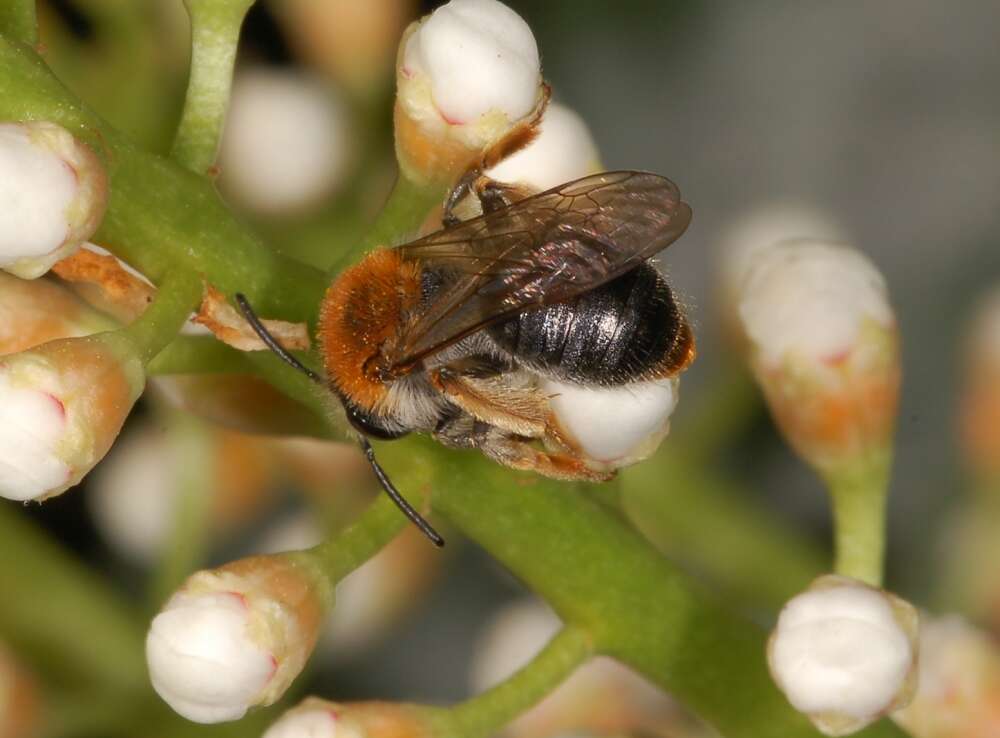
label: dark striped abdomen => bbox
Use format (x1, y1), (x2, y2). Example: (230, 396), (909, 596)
(487, 263), (687, 386)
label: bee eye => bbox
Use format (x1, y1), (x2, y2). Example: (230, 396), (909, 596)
(340, 395), (408, 441)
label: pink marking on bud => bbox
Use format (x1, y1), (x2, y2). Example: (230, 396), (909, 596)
(43, 392), (66, 420)
(226, 591), (250, 610)
(401, 66), (414, 79)
(823, 347), (852, 366)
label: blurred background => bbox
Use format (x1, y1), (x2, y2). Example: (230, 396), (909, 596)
(3, 1), (1000, 737)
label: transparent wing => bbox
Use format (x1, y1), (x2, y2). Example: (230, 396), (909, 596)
(389, 170), (691, 369)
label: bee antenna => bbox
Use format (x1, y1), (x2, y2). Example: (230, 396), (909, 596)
(234, 293), (324, 385)
(235, 293), (445, 548)
(359, 437), (445, 548)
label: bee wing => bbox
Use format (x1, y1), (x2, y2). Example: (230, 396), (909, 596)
(390, 170), (691, 370)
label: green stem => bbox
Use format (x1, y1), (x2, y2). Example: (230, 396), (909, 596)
(147, 335), (254, 375)
(430, 625), (592, 738)
(301, 445), (442, 585)
(329, 173), (448, 272)
(171, 0), (255, 173)
(825, 452), (892, 587)
(404, 438), (908, 738)
(0, 0), (36, 45)
(121, 270), (203, 364)
(621, 447), (825, 610)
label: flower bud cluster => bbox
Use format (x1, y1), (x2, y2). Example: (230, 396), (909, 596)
(0, 121), (108, 279)
(146, 555), (330, 723)
(767, 575), (918, 735)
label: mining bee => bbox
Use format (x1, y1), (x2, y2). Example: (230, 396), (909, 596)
(238, 170), (693, 547)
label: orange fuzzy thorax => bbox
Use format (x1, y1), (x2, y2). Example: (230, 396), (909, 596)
(318, 250), (422, 411)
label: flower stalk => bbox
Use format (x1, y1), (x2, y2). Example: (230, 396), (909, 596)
(432, 625), (592, 738)
(121, 270), (204, 364)
(825, 453), (892, 587)
(171, 0), (256, 175)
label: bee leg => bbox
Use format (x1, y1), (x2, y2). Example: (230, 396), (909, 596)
(473, 177), (534, 214)
(442, 168), (483, 227)
(480, 432), (615, 483)
(432, 411), (611, 482)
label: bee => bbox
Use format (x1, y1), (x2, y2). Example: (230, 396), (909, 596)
(237, 170), (693, 547)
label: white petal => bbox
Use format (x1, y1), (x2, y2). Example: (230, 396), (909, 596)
(146, 591), (275, 723)
(769, 580), (915, 724)
(739, 240), (893, 365)
(403, 0), (540, 124)
(0, 374), (70, 501)
(486, 103), (600, 190)
(0, 124), (75, 264)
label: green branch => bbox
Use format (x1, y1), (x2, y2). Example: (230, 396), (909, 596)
(0, 0), (36, 45)
(430, 625), (592, 738)
(172, 0), (256, 173)
(121, 270), (204, 364)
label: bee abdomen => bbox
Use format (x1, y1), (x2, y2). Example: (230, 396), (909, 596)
(487, 264), (688, 385)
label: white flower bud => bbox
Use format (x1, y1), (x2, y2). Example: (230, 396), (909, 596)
(737, 241), (900, 472)
(768, 575), (919, 736)
(0, 122), (108, 279)
(893, 614), (1000, 736)
(146, 556), (328, 724)
(0, 271), (116, 356)
(542, 377), (679, 468)
(402, 0), (539, 130)
(263, 698), (366, 738)
(394, 0), (546, 183)
(717, 204), (846, 329)
(486, 102), (601, 191)
(740, 241), (893, 367)
(220, 68), (352, 214)
(264, 697), (434, 738)
(87, 426), (178, 563)
(0, 335), (144, 502)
